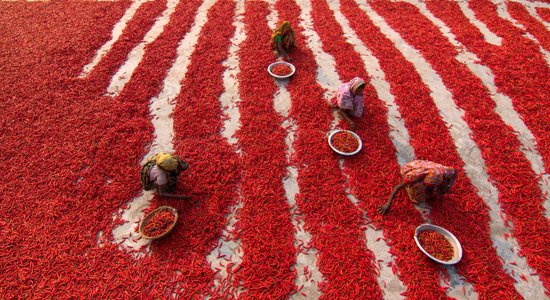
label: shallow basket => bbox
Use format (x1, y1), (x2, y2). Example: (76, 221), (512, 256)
(267, 61), (296, 80)
(414, 223), (463, 265)
(139, 206), (178, 240)
(327, 130), (363, 156)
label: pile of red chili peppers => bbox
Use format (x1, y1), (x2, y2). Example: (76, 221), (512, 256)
(418, 231), (454, 261)
(271, 64), (292, 76)
(142, 210), (176, 237)
(331, 131), (359, 153)
(1, 0), (549, 298)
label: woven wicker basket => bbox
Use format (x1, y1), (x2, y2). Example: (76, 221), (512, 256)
(139, 206), (178, 240)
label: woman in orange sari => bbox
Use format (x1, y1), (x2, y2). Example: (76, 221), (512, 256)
(378, 160), (458, 214)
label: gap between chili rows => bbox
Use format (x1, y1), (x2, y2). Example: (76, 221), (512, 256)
(84, 0), (168, 90)
(507, 1), (550, 50)
(441, 0), (550, 172)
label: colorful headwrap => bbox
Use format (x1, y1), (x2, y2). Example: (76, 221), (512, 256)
(155, 153), (178, 172)
(350, 77), (366, 95)
(270, 21), (296, 51)
(279, 21), (291, 33)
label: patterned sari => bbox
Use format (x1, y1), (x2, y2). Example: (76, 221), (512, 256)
(270, 21), (296, 52)
(401, 160), (457, 203)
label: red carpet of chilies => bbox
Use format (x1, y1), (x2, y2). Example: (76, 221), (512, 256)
(449, 0), (550, 171)
(508, 2), (550, 50)
(316, 0), (451, 298)
(84, 0), (168, 88)
(424, 0), (550, 291)
(375, 0), (550, 293)
(278, 0), (382, 297)
(234, 2), (296, 298)
(149, 0), (241, 297)
(538, 8), (550, 23)
(0, 0), (548, 299)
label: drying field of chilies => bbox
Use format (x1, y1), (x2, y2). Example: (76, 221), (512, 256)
(1, 0), (549, 298)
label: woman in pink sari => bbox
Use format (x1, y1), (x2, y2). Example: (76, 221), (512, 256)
(330, 77), (366, 131)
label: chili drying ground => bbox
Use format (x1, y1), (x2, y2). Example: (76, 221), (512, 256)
(0, 0), (548, 298)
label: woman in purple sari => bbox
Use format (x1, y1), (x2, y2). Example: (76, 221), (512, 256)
(330, 77), (366, 131)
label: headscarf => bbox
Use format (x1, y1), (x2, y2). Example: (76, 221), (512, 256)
(270, 21), (296, 51)
(350, 77), (365, 95)
(140, 153), (188, 191)
(278, 21), (292, 34)
(155, 153), (179, 172)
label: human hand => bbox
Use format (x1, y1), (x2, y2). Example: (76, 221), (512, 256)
(377, 204), (391, 215)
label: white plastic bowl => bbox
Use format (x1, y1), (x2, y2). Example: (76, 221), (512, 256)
(328, 130), (362, 156)
(267, 61), (295, 79)
(414, 223), (463, 265)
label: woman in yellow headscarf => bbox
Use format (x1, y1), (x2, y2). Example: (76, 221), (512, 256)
(140, 152), (190, 199)
(270, 21), (296, 61)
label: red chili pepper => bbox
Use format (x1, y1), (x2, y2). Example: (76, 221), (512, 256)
(331, 131), (359, 153)
(271, 64), (292, 76)
(142, 210), (175, 237)
(417, 231), (454, 261)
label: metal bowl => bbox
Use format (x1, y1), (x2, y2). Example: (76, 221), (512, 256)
(414, 223), (463, 265)
(328, 130), (362, 156)
(267, 61), (295, 80)
(139, 206), (178, 240)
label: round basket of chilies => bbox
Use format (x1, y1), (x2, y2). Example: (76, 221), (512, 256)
(414, 223), (463, 265)
(267, 61), (295, 80)
(139, 206), (178, 240)
(328, 129), (362, 156)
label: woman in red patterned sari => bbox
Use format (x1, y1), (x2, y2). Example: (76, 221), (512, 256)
(378, 160), (458, 214)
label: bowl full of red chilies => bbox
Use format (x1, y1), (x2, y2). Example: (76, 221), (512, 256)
(139, 206), (179, 240)
(267, 61), (295, 79)
(414, 224), (463, 265)
(328, 129), (362, 156)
